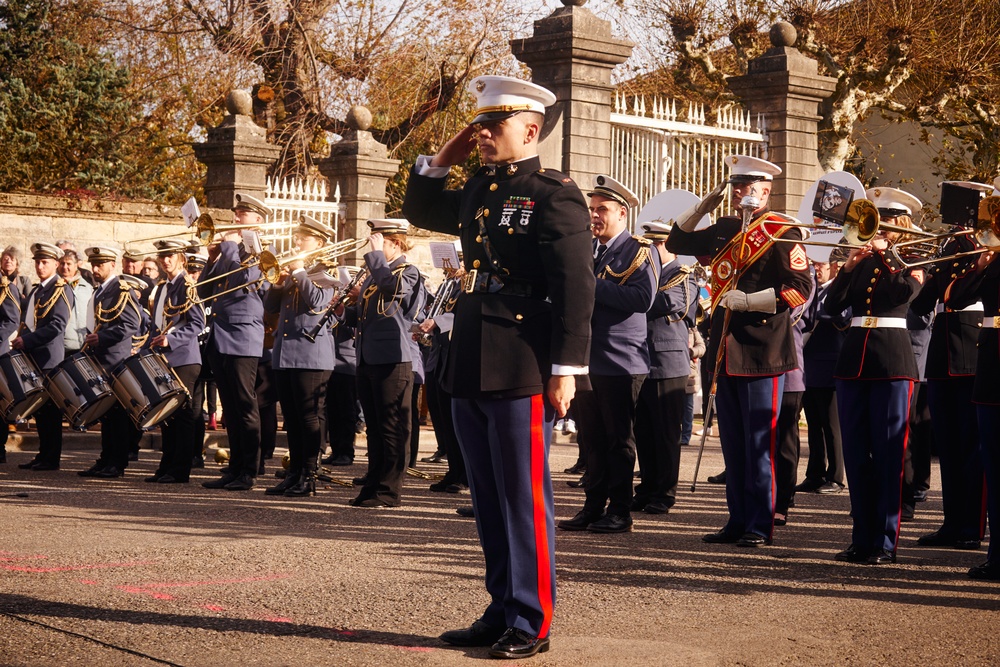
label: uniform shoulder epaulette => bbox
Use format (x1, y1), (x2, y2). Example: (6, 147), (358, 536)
(184, 275), (196, 285)
(678, 264), (694, 274)
(632, 235), (653, 246)
(55, 278), (66, 287)
(391, 262), (413, 275)
(535, 168), (575, 187)
(119, 281), (133, 291)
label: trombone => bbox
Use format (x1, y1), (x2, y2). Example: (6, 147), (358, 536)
(194, 214), (297, 246)
(890, 196), (1000, 268)
(761, 199), (941, 249)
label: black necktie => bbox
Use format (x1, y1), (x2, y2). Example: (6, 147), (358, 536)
(594, 244), (608, 267)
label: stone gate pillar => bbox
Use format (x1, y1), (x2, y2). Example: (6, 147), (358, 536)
(511, 0), (633, 186)
(317, 106), (401, 262)
(193, 90), (281, 210)
(727, 22), (837, 215)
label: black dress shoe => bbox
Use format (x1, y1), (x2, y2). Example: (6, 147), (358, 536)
(144, 473), (163, 483)
(566, 476), (587, 488)
(643, 501), (671, 515)
(439, 620), (506, 647)
(793, 479), (823, 493)
(954, 539), (982, 550)
(429, 480), (451, 492)
(78, 463), (105, 477)
(349, 496), (398, 508)
(157, 474), (187, 483)
(456, 506), (475, 518)
(916, 529), (957, 547)
(736, 532), (771, 547)
(834, 544), (869, 563)
(31, 462), (60, 471)
(868, 549), (897, 565)
(202, 473), (237, 489)
(706, 470), (727, 484)
(266, 471), (300, 495)
(420, 451), (447, 464)
(19, 459), (41, 470)
(557, 510), (603, 531)
(489, 627), (550, 659)
(93, 466), (124, 478)
(702, 529), (741, 544)
(773, 512), (787, 527)
(900, 504), (915, 522)
(588, 514), (633, 533)
(913, 489), (928, 502)
(223, 473), (255, 491)
(563, 462), (586, 475)
(816, 482), (845, 494)
(445, 483), (468, 494)
(630, 497), (647, 512)
(326, 455), (353, 466)
(352, 476), (369, 486)
(968, 560), (1000, 580)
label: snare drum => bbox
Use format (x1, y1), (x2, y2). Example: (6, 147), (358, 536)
(45, 352), (118, 430)
(0, 350), (49, 422)
(111, 350), (189, 431)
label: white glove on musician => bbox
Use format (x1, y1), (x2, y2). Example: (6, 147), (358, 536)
(718, 288), (776, 314)
(676, 181), (729, 232)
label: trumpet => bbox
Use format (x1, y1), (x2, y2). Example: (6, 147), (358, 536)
(890, 196), (1000, 268)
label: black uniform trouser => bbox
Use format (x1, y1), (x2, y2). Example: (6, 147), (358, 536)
(774, 390), (804, 514)
(276, 368), (331, 472)
(191, 377), (206, 460)
(577, 373), (645, 517)
(409, 379), (422, 468)
(257, 360), (278, 460)
(98, 404), (135, 471)
(425, 371), (465, 485)
(155, 364), (200, 481)
(903, 381), (933, 506)
(35, 400), (64, 466)
(634, 375), (687, 506)
(801, 386), (844, 485)
(326, 371), (358, 460)
(207, 349), (260, 478)
(356, 361), (412, 505)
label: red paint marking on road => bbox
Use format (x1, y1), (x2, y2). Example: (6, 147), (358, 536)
(140, 574), (290, 589)
(2, 560), (156, 573)
(117, 585), (175, 600)
(201, 604), (226, 612)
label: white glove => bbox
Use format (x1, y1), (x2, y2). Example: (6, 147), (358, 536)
(719, 288), (776, 314)
(676, 181), (729, 231)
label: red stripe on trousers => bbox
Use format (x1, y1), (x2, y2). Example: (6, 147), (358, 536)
(530, 394), (553, 638)
(768, 376), (779, 537)
(894, 380), (914, 545)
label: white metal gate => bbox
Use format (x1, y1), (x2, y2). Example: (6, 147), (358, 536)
(263, 177), (344, 255)
(611, 94), (768, 225)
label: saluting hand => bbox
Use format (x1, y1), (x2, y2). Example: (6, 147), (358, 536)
(368, 233), (384, 254)
(430, 124), (478, 169)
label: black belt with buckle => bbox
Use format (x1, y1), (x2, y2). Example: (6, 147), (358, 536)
(461, 269), (540, 299)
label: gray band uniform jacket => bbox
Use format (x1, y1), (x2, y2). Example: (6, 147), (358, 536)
(0, 276), (21, 355)
(344, 251), (421, 366)
(21, 277), (74, 371)
(332, 320), (357, 375)
(823, 251), (922, 380)
(591, 233), (658, 376)
(264, 269), (337, 371)
(943, 257), (1000, 404)
(90, 276), (142, 370)
(197, 240), (265, 358)
(402, 155), (595, 398)
(666, 214), (812, 376)
(646, 260), (699, 380)
(149, 273), (205, 368)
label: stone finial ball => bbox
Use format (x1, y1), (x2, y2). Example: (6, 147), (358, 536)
(226, 89), (254, 116)
(770, 21), (797, 48)
(560, 0), (588, 6)
(346, 106), (373, 131)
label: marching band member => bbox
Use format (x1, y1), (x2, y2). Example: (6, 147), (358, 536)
(77, 247), (142, 478)
(58, 250), (94, 358)
(14, 243), (73, 471)
(403, 75), (594, 659)
(340, 219), (422, 508)
(263, 216), (337, 497)
(145, 239), (205, 484)
(186, 251), (213, 468)
(632, 221), (699, 517)
(825, 187), (925, 564)
(667, 155), (812, 547)
(559, 175), (658, 534)
(323, 271), (360, 467)
(0, 267), (21, 463)
(199, 193), (268, 491)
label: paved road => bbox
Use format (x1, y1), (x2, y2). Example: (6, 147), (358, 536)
(1, 429), (998, 666)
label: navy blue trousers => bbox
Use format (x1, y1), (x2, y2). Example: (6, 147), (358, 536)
(928, 377), (984, 541)
(452, 395), (555, 639)
(976, 405), (1000, 562)
(836, 378), (912, 554)
(715, 374), (783, 539)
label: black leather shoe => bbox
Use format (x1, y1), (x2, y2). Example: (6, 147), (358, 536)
(144, 473), (163, 483)
(630, 497), (647, 512)
(202, 473), (237, 489)
(429, 480), (451, 492)
(736, 532), (771, 547)
(955, 539), (982, 550)
(489, 627), (550, 659)
(266, 471), (300, 495)
(31, 461), (60, 471)
(223, 473), (255, 491)
(445, 483), (468, 494)
(349, 496), (398, 508)
(563, 462), (586, 475)
(794, 479), (823, 493)
(773, 512), (787, 527)
(19, 459), (41, 470)
(643, 501), (671, 515)
(588, 514), (633, 533)
(706, 470), (727, 484)
(78, 463), (105, 477)
(157, 474), (187, 483)
(439, 620), (506, 647)
(968, 560), (1000, 580)
(420, 451), (448, 464)
(834, 544), (869, 563)
(93, 466), (124, 478)
(326, 455), (353, 466)
(868, 549), (897, 565)
(702, 529), (741, 544)
(557, 510), (603, 531)
(913, 489), (928, 502)
(566, 476), (587, 488)
(284, 470), (317, 497)
(352, 476), (369, 486)
(916, 529), (957, 547)
(456, 506), (475, 518)
(816, 482), (845, 494)
(900, 504), (915, 522)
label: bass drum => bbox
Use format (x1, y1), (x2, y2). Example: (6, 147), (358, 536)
(111, 350), (189, 431)
(0, 350), (49, 422)
(46, 352), (118, 430)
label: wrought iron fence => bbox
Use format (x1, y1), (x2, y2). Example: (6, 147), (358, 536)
(263, 177), (343, 255)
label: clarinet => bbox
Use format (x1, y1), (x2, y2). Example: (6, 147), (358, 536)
(417, 277), (460, 346)
(303, 267), (369, 342)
